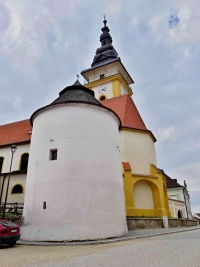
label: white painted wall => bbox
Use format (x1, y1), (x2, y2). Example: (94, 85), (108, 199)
(21, 103), (127, 241)
(168, 199), (186, 218)
(0, 143), (30, 173)
(1, 174), (26, 204)
(119, 130), (156, 175)
(167, 188), (184, 201)
(86, 62), (120, 83)
(0, 143), (29, 203)
(120, 84), (128, 95)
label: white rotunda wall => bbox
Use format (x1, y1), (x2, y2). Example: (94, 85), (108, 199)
(21, 103), (127, 241)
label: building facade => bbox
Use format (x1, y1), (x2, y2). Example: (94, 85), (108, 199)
(0, 19), (193, 233)
(160, 169), (192, 219)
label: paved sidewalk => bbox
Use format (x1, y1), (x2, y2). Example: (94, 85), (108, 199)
(18, 225), (200, 246)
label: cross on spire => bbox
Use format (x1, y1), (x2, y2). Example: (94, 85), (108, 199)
(103, 14), (107, 27)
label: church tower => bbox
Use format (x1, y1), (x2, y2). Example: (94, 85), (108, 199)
(81, 19), (171, 220)
(81, 17), (133, 101)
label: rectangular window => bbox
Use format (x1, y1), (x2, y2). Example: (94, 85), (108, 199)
(50, 149), (57, 160)
(100, 74), (104, 79)
(43, 202), (46, 209)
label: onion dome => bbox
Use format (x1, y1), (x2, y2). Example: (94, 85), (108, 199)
(91, 17), (119, 67)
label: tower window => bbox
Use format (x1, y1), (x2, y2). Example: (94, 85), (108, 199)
(100, 74), (104, 79)
(50, 149), (57, 160)
(103, 40), (106, 45)
(99, 95), (106, 101)
(20, 153), (29, 172)
(12, 184), (23, 194)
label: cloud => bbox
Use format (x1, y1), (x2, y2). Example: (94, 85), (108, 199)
(102, 0), (121, 13)
(157, 127), (178, 142)
(168, 9), (180, 29)
(0, 1), (61, 72)
(0, 2), (10, 32)
(144, 0), (200, 46)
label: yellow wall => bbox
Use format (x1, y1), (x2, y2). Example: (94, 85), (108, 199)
(123, 163), (171, 218)
(85, 73), (132, 99)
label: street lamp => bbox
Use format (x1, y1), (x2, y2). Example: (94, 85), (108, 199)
(2, 144), (17, 219)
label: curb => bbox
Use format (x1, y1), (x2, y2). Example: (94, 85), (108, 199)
(17, 226), (200, 246)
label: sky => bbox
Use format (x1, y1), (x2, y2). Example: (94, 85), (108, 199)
(0, 0), (199, 214)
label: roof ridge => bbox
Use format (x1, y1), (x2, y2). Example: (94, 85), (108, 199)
(123, 94), (129, 125)
(130, 97), (148, 130)
(125, 95), (147, 130)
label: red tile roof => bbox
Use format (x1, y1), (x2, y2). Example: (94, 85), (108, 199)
(101, 95), (148, 131)
(0, 119), (32, 146)
(0, 95), (152, 146)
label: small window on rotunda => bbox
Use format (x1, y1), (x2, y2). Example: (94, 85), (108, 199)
(100, 74), (104, 79)
(12, 184), (23, 194)
(50, 149), (57, 160)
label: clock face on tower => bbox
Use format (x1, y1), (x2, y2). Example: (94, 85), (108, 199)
(98, 85), (107, 94)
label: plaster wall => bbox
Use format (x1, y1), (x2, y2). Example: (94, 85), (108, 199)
(21, 103), (127, 241)
(1, 174), (26, 204)
(92, 81), (113, 99)
(167, 188), (184, 201)
(167, 187), (192, 219)
(168, 199), (186, 218)
(120, 84), (128, 95)
(0, 144), (30, 173)
(119, 130), (156, 175)
(86, 62), (122, 83)
(133, 181), (154, 209)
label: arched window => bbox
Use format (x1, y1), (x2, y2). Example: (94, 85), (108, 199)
(99, 95), (106, 101)
(0, 157), (4, 173)
(11, 184), (23, 194)
(20, 153), (29, 171)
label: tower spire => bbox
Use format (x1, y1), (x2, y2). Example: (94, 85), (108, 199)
(103, 15), (107, 27)
(90, 17), (119, 67)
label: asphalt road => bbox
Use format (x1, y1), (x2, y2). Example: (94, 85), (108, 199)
(1, 229), (200, 267)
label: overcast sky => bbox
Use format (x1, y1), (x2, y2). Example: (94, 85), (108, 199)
(0, 0), (199, 214)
